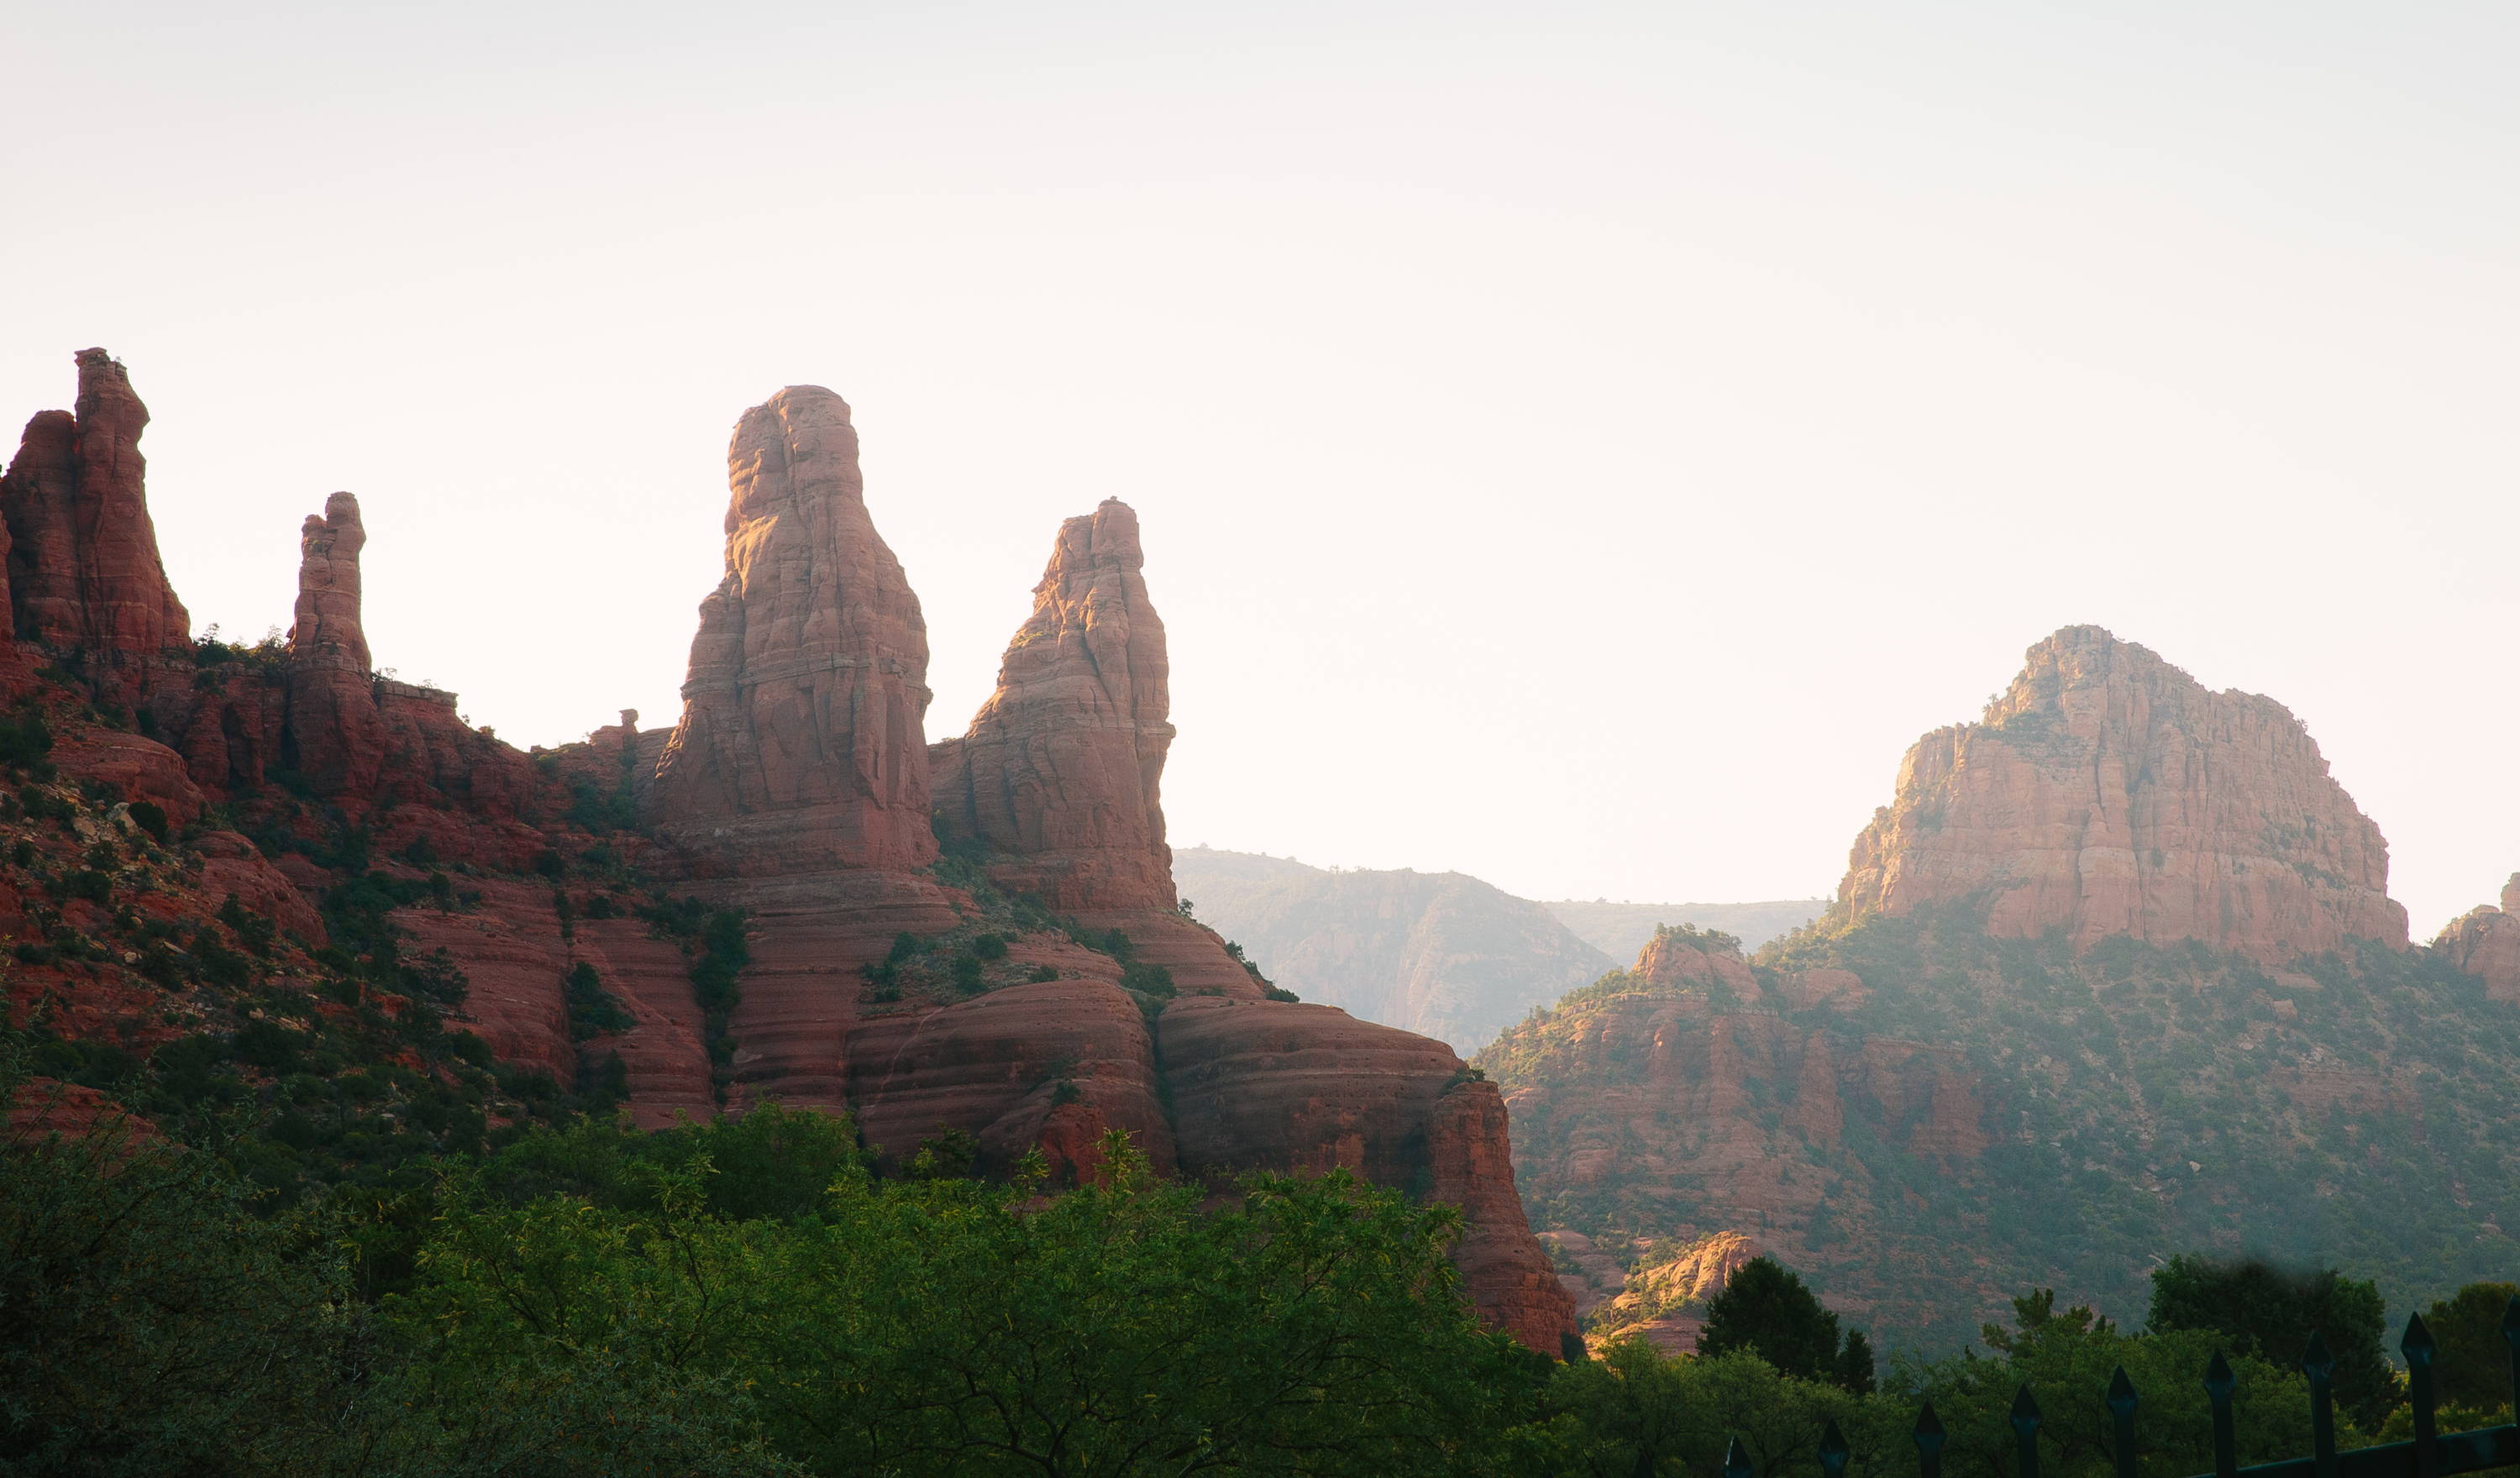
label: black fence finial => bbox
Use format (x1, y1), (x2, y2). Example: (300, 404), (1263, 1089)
(2407, 1312), (2440, 1478)
(2203, 1350), (2239, 1478)
(2011, 1383), (2043, 1478)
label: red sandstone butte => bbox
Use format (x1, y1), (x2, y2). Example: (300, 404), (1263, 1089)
(1833, 626), (2407, 962)
(932, 499), (1178, 912)
(2437, 874), (2520, 1004)
(648, 387), (937, 877)
(1, 349), (189, 658)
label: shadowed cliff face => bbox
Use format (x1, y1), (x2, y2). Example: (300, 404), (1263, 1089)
(648, 386), (937, 878)
(1835, 626), (2407, 963)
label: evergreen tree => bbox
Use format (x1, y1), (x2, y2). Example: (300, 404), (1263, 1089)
(1697, 1255), (1874, 1393)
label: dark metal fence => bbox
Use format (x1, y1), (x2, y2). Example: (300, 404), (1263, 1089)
(1724, 1301), (2520, 1478)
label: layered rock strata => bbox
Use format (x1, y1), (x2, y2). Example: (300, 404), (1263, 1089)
(1833, 626), (2407, 962)
(648, 388), (937, 877)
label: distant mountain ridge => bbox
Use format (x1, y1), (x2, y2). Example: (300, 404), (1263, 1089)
(1172, 849), (1615, 1051)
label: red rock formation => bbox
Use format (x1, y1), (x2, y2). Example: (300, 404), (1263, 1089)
(2436, 874), (2520, 1004)
(648, 387), (936, 877)
(0, 349), (188, 655)
(932, 499), (1175, 911)
(0, 354), (1573, 1355)
(286, 492), (386, 796)
(1834, 626), (2406, 962)
(1586, 1229), (1768, 1354)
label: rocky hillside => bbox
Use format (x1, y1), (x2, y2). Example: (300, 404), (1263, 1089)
(1541, 899), (1825, 962)
(1481, 629), (2520, 1352)
(1171, 848), (1616, 1051)
(0, 352), (1572, 1352)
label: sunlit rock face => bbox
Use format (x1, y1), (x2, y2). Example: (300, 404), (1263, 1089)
(1835, 625), (2407, 963)
(648, 385), (939, 878)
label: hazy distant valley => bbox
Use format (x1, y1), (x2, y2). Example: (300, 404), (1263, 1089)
(1173, 846), (1822, 1051)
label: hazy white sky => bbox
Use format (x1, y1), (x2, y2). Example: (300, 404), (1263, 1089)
(4, 2), (2514, 935)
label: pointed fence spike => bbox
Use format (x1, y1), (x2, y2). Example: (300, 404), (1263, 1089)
(2107, 1365), (2140, 1478)
(2303, 1333), (2339, 1478)
(2108, 1365), (2139, 1413)
(2012, 1382), (2044, 1425)
(2404, 1312), (2438, 1364)
(1819, 1419), (1851, 1478)
(2203, 1350), (2237, 1399)
(2407, 1310), (2441, 1478)
(1914, 1401), (1946, 1478)
(2011, 1383), (2043, 1478)
(2204, 1350), (2239, 1478)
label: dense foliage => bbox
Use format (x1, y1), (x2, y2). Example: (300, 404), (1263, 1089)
(1699, 1256), (1876, 1394)
(12, 1051), (2486, 1477)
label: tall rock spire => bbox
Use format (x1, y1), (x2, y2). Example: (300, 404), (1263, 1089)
(1832, 625), (2407, 962)
(648, 386), (937, 875)
(931, 498), (1177, 910)
(1, 349), (191, 653)
(285, 492), (384, 794)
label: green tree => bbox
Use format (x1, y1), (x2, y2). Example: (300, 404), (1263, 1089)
(1699, 1255), (1875, 1393)
(2418, 1281), (2520, 1413)
(0, 1083), (366, 1475)
(1909, 1292), (2328, 1478)
(2146, 1256), (2395, 1427)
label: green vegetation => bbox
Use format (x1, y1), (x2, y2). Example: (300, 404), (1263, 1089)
(9, 1064), (2443, 1477)
(1698, 1256), (1875, 1394)
(2147, 1255), (2391, 1426)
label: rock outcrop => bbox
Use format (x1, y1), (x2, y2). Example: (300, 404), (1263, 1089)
(2437, 874), (2520, 1004)
(931, 499), (1176, 912)
(285, 492), (386, 795)
(648, 387), (937, 877)
(2, 349), (190, 657)
(1833, 626), (2407, 962)
(1586, 1229), (1767, 1354)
